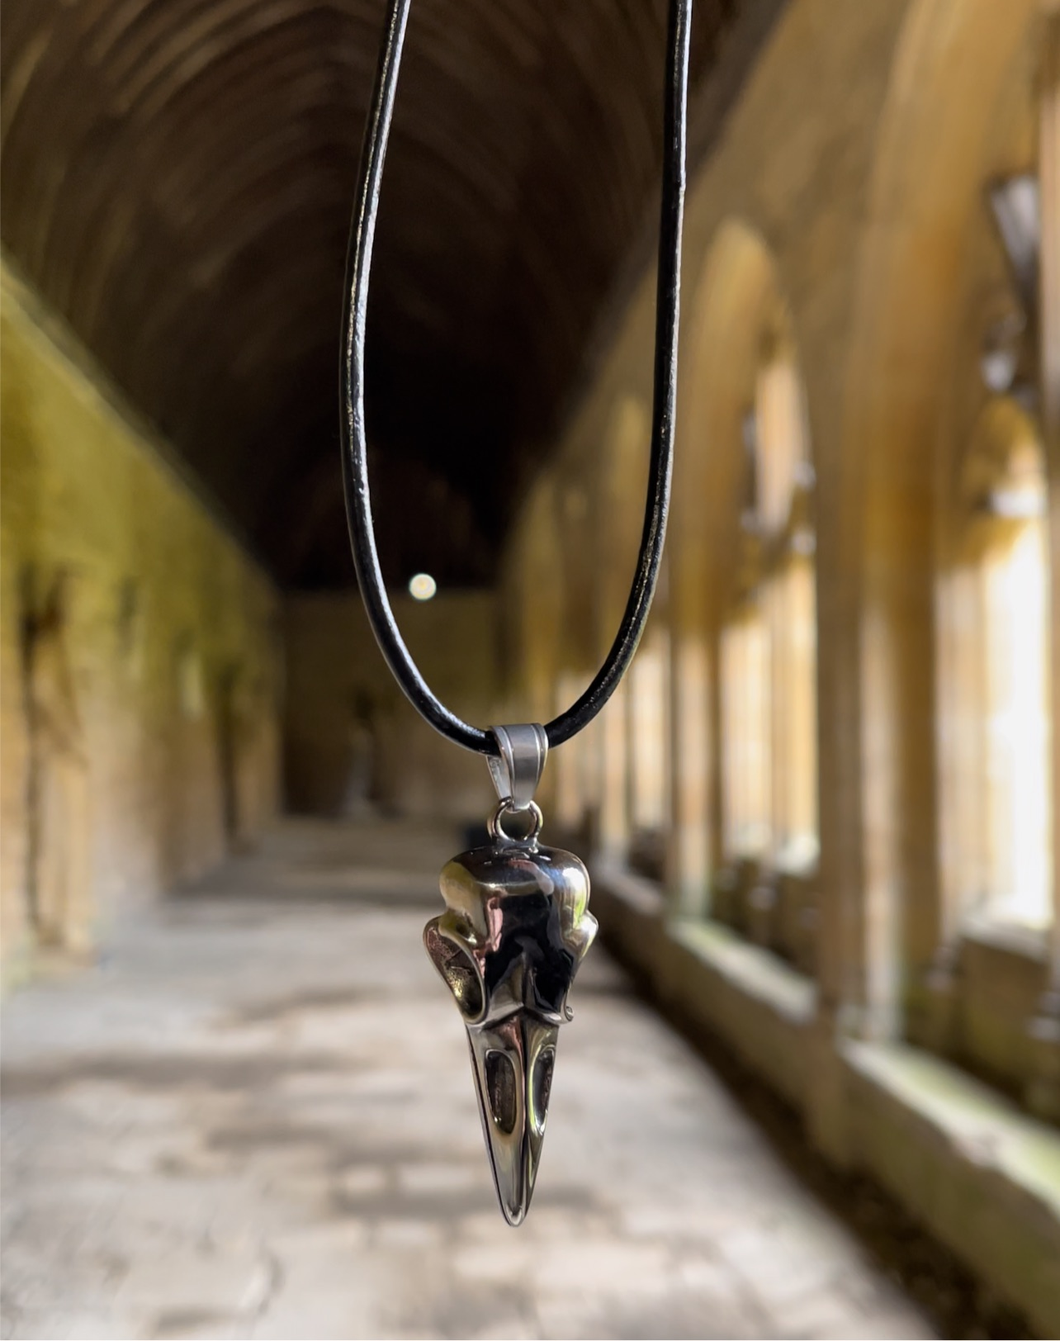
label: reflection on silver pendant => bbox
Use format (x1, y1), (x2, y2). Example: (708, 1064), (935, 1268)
(424, 803), (597, 1225)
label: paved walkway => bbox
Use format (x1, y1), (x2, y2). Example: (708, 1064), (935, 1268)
(2, 820), (933, 1340)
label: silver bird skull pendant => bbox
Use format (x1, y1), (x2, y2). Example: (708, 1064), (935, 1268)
(424, 818), (598, 1224)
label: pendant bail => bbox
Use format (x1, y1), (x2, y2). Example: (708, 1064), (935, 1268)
(487, 724), (548, 812)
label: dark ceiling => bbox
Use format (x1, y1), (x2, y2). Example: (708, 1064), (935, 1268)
(2, 0), (778, 587)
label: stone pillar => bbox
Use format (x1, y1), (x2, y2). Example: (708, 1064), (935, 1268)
(592, 396), (650, 867)
(553, 674), (586, 833)
(597, 681), (630, 865)
(667, 629), (712, 918)
(1028, 8), (1060, 1122)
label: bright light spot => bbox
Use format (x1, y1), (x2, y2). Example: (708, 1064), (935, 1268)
(408, 572), (437, 601)
(986, 520), (1052, 927)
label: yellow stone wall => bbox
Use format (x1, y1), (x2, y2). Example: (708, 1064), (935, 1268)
(284, 590), (500, 822)
(1, 263), (282, 981)
(493, 0), (1060, 1327)
(499, 0), (1052, 1049)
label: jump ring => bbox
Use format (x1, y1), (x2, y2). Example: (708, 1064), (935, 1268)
(489, 799), (543, 844)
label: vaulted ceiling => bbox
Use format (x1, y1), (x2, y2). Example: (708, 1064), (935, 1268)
(2, 0), (778, 586)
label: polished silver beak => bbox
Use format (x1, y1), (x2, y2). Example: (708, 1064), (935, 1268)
(466, 1011), (558, 1225)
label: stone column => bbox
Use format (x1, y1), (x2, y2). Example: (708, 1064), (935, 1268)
(667, 627), (712, 918)
(1028, 7), (1060, 1122)
(597, 681), (631, 865)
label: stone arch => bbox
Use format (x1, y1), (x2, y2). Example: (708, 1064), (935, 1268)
(671, 218), (815, 912)
(673, 219), (780, 628)
(835, 0), (1045, 1037)
(937, 393), (1052, 943)
(959, 396), (1045, 519)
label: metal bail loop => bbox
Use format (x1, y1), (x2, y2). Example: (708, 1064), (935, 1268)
(487, 724), (548, 812)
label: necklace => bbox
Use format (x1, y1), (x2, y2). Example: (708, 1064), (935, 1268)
(341, 0), (692, 1225)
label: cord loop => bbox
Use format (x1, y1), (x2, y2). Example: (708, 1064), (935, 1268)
(340, 0), (692, 753)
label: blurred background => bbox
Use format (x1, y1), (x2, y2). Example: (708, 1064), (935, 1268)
(2, 0), (1059, 1337)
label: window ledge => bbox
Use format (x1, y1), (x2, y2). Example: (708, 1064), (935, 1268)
(670, 918), (816, 1025)
(592, 860), (667, 918)
(592, 860), (817, 1028)
(843, 1037), (1060, 1225)
(843, 1039), (1060, 1338)
(961, 914), (1050, 965)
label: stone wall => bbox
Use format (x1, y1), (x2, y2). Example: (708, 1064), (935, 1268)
(284, 591), (500, 824)
(501, 0), (1055, 1096)
(493, 0), (1060, 1329)
(1, 263), (282, 981)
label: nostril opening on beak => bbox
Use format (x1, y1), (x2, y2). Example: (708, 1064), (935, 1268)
(531, 1046), (555, 1136)
(485, 1050), (518, 1134)
(424, 926), (483, 1020)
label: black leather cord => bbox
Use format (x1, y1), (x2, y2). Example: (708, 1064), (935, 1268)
(341, 0), (692, 755)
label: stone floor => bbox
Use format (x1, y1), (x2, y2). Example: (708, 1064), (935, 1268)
(1, 820), (935, 1341)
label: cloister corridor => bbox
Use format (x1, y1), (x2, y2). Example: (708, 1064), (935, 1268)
(1, 819), (935, 1341)
(4, 0), (1060, 1334)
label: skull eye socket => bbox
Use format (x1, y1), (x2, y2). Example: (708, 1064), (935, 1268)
(485, 1050), (518, 1134)
(424, 927), (483, 1020)
(530, 1046), (555, 1136)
